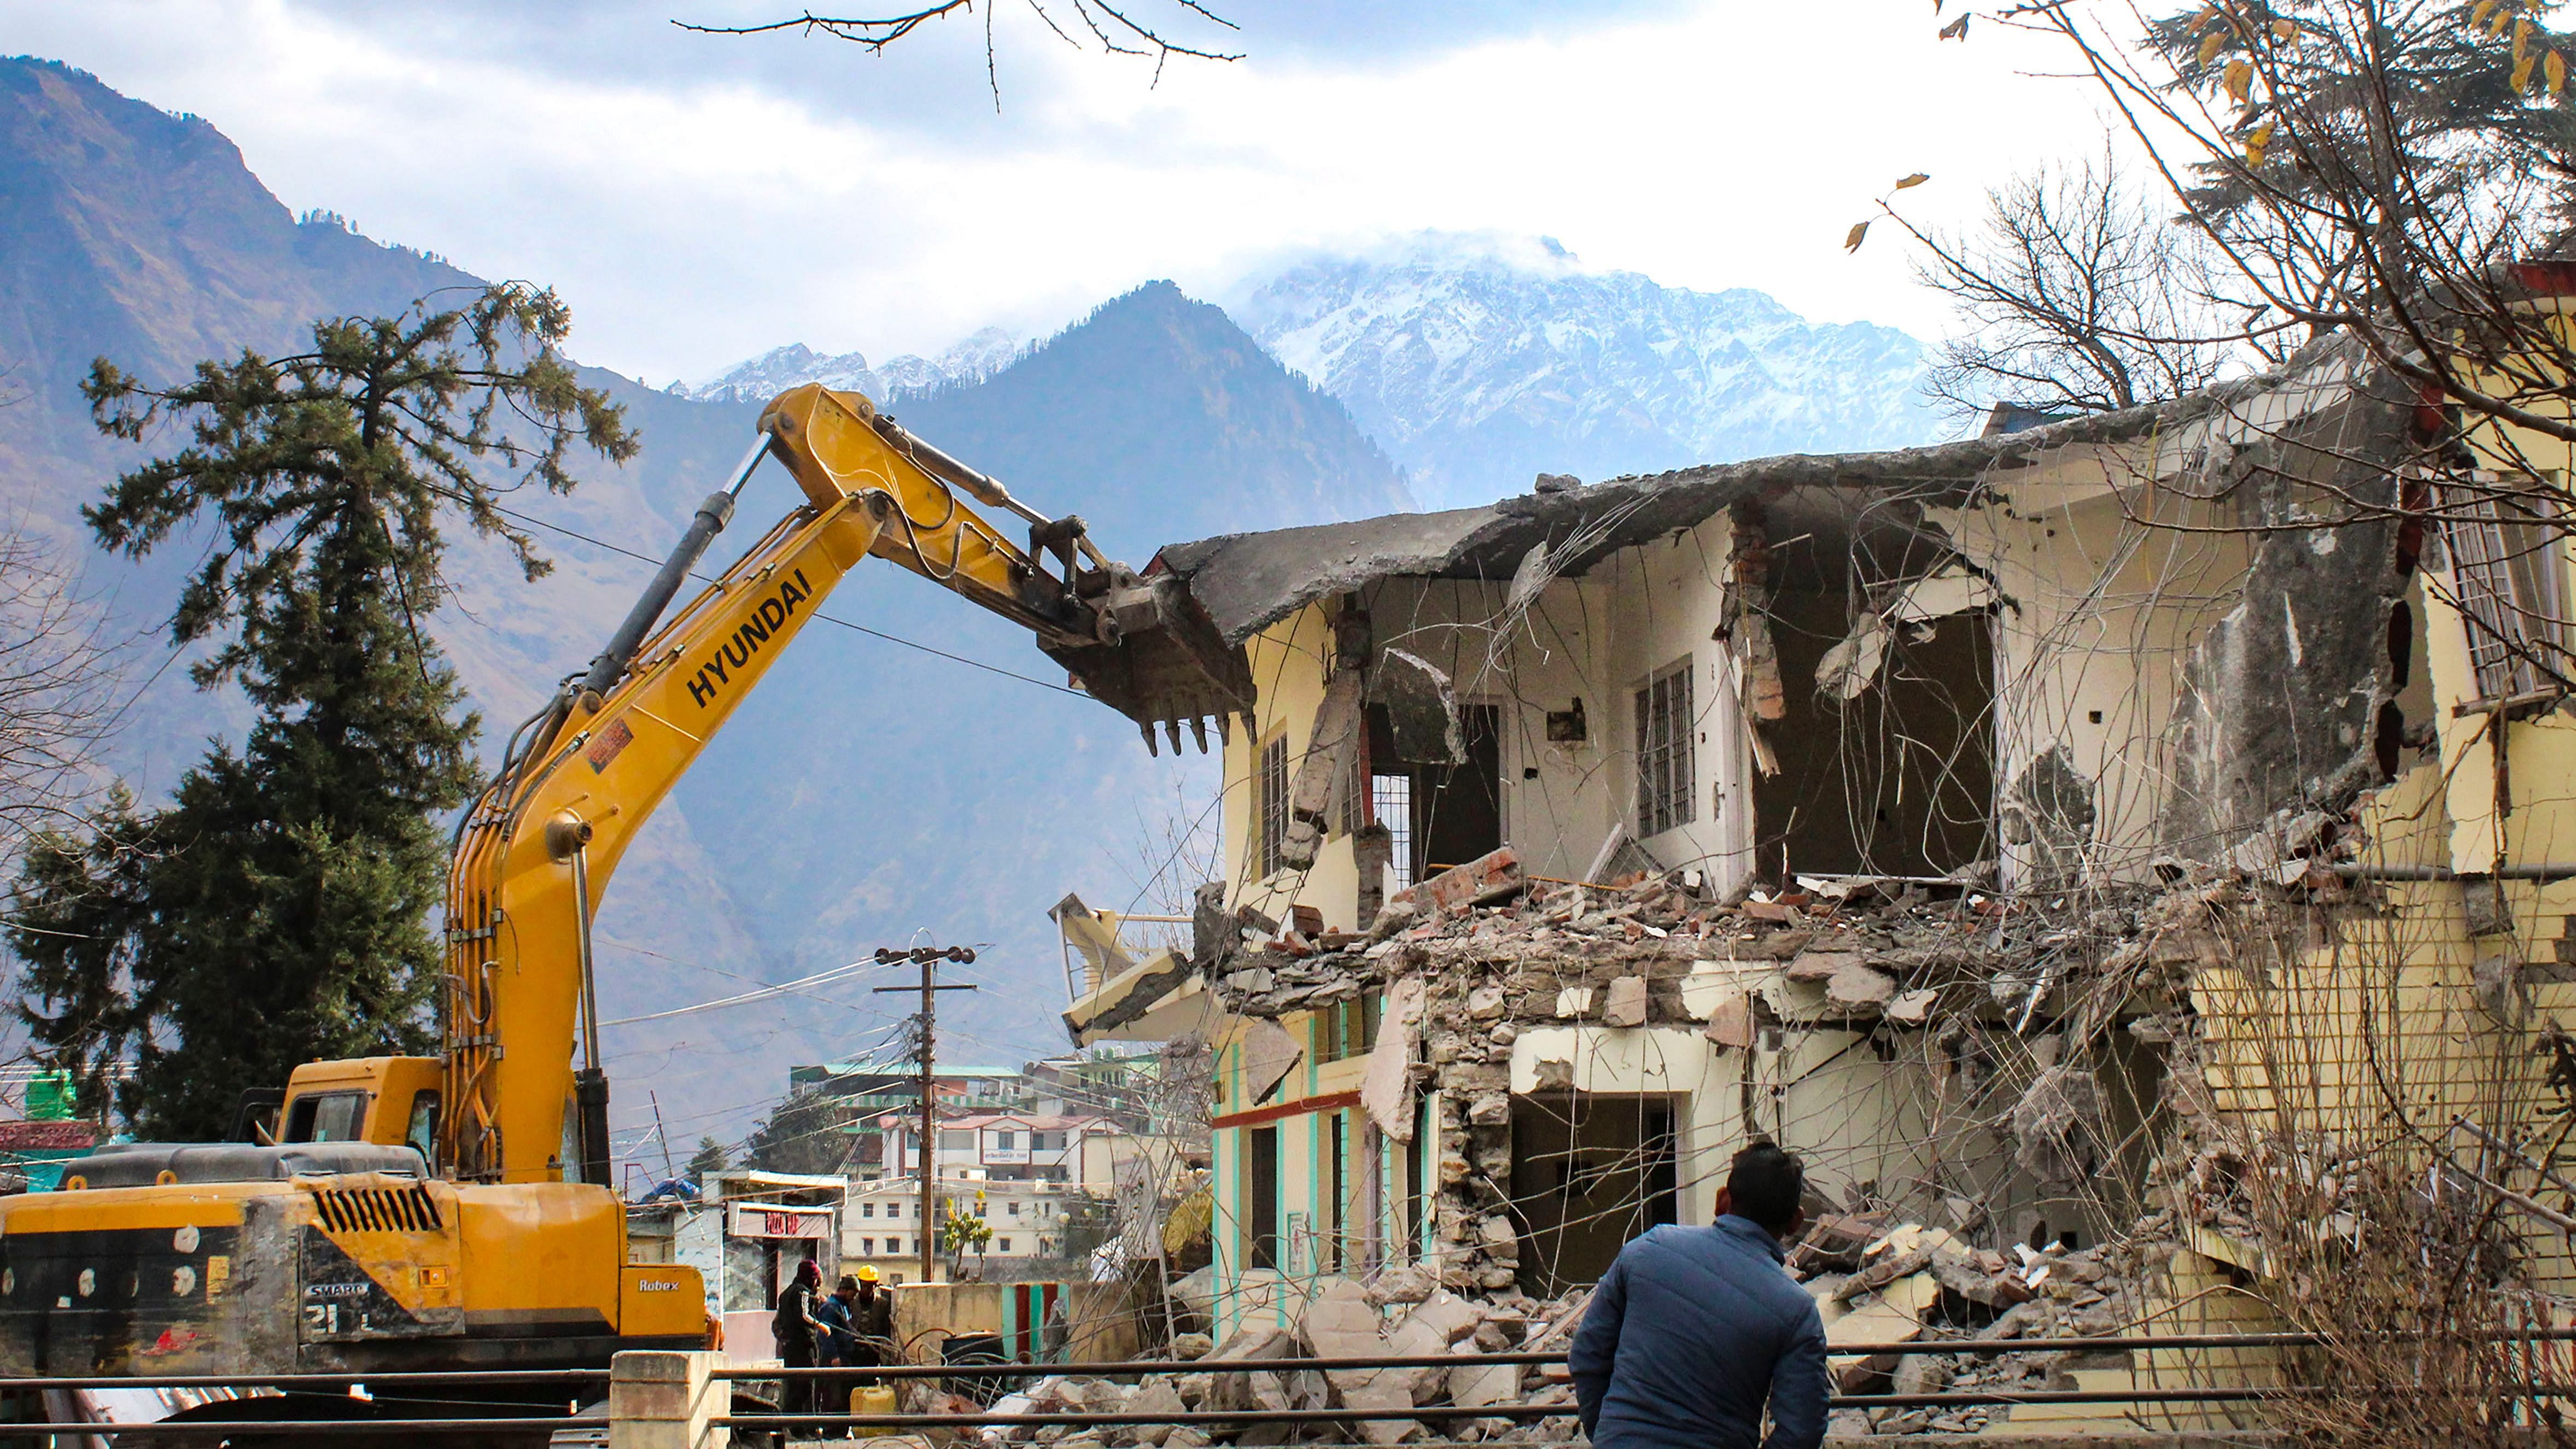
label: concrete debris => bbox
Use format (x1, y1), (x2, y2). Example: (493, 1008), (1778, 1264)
(1188, 857), (2194, 1307)
(1166, 1332), (1214, 1361)
(2000, 744), (2098, 891)
(1824, 961), (1899, 1012)
(1814, 610), (1892, 703)
(1362, 974), (1427, 1140)
(1786, 1214), (2156, 1437)
(1702, 986), (1757, 1049)
(1372, 646), (1464, 765)
(1210, 863), (2159, 1032)
(1279, 671), (1364, 871)
(1237, 1019), (1302, 1106)
(1362, 1263), (1438, 1307)
(1599, 974), (1648, 1027)
(984, 1284), (1607, 1447)
(1394, 846), (1524, 917)
(2010, 1065), (2105, 1188)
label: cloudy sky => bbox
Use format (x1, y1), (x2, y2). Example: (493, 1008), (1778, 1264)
(14, 1), (2121, 386)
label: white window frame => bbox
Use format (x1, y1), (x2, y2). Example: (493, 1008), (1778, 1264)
(2440, 474), (2572, 703)
(1257, 731), (1290, 878)
(1634, 657), (1697, 838)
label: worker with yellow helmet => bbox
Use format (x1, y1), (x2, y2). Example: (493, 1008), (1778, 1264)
(848, 1264), (899, 1369)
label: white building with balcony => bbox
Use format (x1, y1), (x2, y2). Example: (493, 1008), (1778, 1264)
(838, 1173), (1083, 1281)
(874, 1111), (1135, 1187)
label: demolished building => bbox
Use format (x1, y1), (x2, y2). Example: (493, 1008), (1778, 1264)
(1063, 323), (2576, 1433)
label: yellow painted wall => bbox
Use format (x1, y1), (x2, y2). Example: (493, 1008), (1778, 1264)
(1223, 603), (1364, 933)
(1204, 1004), (1421, 1341)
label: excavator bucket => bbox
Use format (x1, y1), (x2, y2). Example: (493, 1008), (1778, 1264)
(1042, 573), (1256, 756)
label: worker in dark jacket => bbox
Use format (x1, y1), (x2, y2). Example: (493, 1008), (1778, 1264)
(1570, 1142), (1830, 1449)
(815, 1277), (858, 1368)
(772, 1258), (826, 1426)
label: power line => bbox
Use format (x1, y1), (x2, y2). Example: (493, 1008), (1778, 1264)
(596, 954), (906, 1027)
(470, 494), (1089, 699)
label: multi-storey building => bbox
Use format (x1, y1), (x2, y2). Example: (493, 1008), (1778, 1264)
(1059, 307), (2576, 1441)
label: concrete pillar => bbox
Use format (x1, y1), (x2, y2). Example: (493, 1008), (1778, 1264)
(609, 1349), (729, 1449)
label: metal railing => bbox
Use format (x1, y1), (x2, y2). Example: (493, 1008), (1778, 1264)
(0, 1366), (608, 1439)
(8, 1331), (2575, 1439)
(707, 1331), (2576, 1434)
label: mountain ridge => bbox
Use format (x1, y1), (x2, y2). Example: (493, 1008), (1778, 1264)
(1225, 231), (1945, 509)
(685, 328), (1024, 406)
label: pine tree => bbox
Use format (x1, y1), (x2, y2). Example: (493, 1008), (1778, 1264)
(745, 1089), (853, 1177)
(7, 284), (633, 1140)
(2143, 1), (2576, 323)
(8, 788), (156, 1120)
(687, 1136), (731, 1178)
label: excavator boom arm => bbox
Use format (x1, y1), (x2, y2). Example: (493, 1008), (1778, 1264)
(439, 385), (1248, 1184)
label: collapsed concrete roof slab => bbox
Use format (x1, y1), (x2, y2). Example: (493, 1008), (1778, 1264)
(1149, 366), (2310, 645)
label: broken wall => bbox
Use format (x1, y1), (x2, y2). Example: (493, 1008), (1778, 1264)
(1934, 446), (2257, 889)
(1351, 512), (1755, 900)
(1226, 603), (1369, 935)
(2146, 352), (2418, 862)
(1741, 492), (1999, 882)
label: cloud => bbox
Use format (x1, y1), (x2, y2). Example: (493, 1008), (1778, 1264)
(13, 1), (2118, 388)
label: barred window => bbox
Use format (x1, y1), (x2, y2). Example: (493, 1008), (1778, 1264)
(2444, 480), (2571, 703)
(1372, 774), (1413, 888)
(1257, 733), (1289, 878)
(1634, 658), (1696, 838)
(1320, 991), (1381, 1061)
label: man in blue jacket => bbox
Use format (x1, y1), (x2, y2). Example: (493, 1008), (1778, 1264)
(1570, 1142), (1830, 1449)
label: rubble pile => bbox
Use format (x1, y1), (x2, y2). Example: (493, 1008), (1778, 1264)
(1140, 850), (2263, 1441)
(938, 1216), (2160, 1445)
(958, 1276), (1593, 1446)
(1207, 850), (2162, 1297)
(1790, 1216), (2163, 1437)
(1217, 850), (2162, 1044)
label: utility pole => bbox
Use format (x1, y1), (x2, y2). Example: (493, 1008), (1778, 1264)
(649, 1091), (677, 1181)
(875, 944), (976, 1286)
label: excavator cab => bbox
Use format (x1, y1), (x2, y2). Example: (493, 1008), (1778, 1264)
(274, 1057), (442, 1159)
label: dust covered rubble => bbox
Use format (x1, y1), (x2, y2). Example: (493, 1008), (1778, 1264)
(1208, 849), (2160, 1041)
(1790, 1214), (2166, 1438)
(1205, 797), (2388, 1044)
(942, 1217), (2160, 1446)
(957, 1277), (1592, 1446)
(1206, 850), (2161, 1298)
(1145, 853), (2200, 1439)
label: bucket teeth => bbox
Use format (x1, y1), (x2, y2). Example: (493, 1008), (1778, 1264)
(1139, 722), (1159, 757)
(1215, 712), (1231, 746)
(1163, 719), (1184, 755)
(1189, 717), (1211, 753)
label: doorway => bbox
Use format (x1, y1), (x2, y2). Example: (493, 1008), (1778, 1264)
(1367, 701), (1502, 885)
(1507, 1094), (1679, 1298)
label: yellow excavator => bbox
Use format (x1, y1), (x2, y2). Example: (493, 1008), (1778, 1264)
(0, 388), (1250, 1405)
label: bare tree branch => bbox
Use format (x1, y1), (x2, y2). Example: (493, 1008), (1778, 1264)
(1905, 146), (2264, 422)
(0, 527), (120, 866)
(674, 1), (1241, 104)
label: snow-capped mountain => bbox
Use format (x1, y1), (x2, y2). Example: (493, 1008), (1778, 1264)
(686, 326), (1023, 405)
(1225, 233), (1945, 509)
